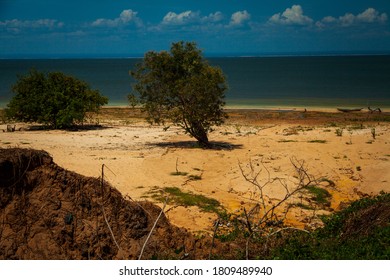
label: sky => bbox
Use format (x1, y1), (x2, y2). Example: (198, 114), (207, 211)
(1, 0), (390, 57)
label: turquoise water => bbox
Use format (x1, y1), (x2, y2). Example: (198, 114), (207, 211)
(1, 56), (390, 109)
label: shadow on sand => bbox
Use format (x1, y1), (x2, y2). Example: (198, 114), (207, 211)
(148, 140), (243, 150)
(22, 124), (112, 132)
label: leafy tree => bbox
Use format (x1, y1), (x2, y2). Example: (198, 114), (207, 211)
(6, 69), (108, 128)
(130, 41), (228, 147)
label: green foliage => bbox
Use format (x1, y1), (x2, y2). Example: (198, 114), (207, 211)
(371, 127), (376, 139)
(161, 187), (223, 214)
(0, 109), (6, 124)
(304, 185), (332, 206)
(127, 94), (138, 108)
(6, 69), (108, 128)
(130, 41), (228, 146)
(335, 128), (343, 137)
(210, 193), (389, 259)
(269, 192), (390, 259)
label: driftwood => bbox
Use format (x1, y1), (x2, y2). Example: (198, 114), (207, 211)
(368, 107), (382, 113)
(3, 125), (24, 132)
(6, 124), (16, 132)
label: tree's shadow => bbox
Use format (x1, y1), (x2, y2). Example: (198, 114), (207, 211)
(148, 140), (243, 150)
(24, 124), (112, 131)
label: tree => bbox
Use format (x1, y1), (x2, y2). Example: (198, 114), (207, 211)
(6, 69), (108, 128)
(130, 41), (228, 147)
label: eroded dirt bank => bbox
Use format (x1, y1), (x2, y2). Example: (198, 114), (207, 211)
(0, 148), (230, 260)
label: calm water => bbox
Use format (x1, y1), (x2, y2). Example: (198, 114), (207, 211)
(1, 56), (390, 109)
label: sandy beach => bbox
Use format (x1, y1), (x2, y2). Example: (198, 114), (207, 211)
(1, 107), (389, 232)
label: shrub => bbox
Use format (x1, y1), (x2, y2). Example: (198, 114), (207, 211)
(6, 69), (108, 128)
(269, 192), (390, 259)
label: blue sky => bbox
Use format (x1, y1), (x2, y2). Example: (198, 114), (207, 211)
(1, 0), (390, 57)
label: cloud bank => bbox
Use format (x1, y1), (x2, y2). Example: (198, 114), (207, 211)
(2, 6), (387, 35)
(317, 7), (388, 28)
(0, 18), (64, 33)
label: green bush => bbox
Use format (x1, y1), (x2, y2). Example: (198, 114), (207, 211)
(6, 69), (108, 128)
(269, 192), (390, 259)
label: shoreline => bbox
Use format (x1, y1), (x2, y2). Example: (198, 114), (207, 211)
(1, 104), (389, 113)
(3, 95), (390, 112)
(101, 104), (390, 113)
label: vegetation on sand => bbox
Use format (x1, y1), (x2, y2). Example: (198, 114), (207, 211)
(152, 186), (223, 214)
(6, 69), (108, 128)
(269, 192), (390, 259)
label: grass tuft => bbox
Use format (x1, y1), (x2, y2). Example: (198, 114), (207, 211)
(157, 187), (223, 214)
(305, 185), (332, 206)
(307, 140), (327, 144)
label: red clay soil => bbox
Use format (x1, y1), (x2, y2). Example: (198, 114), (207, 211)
(0, 148), (229, 260)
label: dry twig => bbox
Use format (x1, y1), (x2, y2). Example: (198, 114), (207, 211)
(138, 198), (168, 260)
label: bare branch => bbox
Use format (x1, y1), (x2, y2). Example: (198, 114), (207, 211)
(101, 204), (121, 251)
(267, 226), (310, 238)
(138, 198), (168, 260)
(100, 164), (121, 251)
(239, 157), (317, 229)
(209, 219), (220, 260)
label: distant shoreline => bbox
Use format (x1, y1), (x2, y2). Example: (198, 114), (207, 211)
(1, 102), (389, 113)
(102, 104), (389, 113)
(2, 52), (390, 60)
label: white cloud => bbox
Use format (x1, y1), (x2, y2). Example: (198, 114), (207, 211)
(230, 10), (251, 26)
(162, 10), (200, 25)
(339, 13), (356, 26)
(92, 9), (142, 27)
(321, 16), (337, 24)
(357, 8), (388, 23)
(318, 8), (388, 28)
(159, 10), (224, 29)
(268, 5), (313, 26)
(0, 18), (64, 33)
(158, 10), (249, 30)
(203, 11), (224, 23)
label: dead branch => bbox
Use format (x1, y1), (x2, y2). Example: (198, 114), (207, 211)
(266, 226), (310, 238)
(138, 198), (168, 260)
(239, 157), (317, 229)
(209, 218), (220, 260)
(100, 164), (121, 251)
(243, 207), (253, 234)
(101, 205), (121, 251)
(238, 156), (322, 259)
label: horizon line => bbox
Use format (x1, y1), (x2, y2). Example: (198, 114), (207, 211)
(1, 50), (390, 59)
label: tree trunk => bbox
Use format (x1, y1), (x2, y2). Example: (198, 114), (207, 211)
(190, 122), (210, 148)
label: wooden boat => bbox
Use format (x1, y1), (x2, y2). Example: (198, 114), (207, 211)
(337, 108), (363, 113)
(368, 107), (382, 113)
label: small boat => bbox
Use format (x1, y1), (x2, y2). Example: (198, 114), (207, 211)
(368, 107), (382, 113)
(337, 108), (364, 113)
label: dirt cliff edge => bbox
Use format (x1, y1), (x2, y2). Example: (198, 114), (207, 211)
(0, 148), (224, 260)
